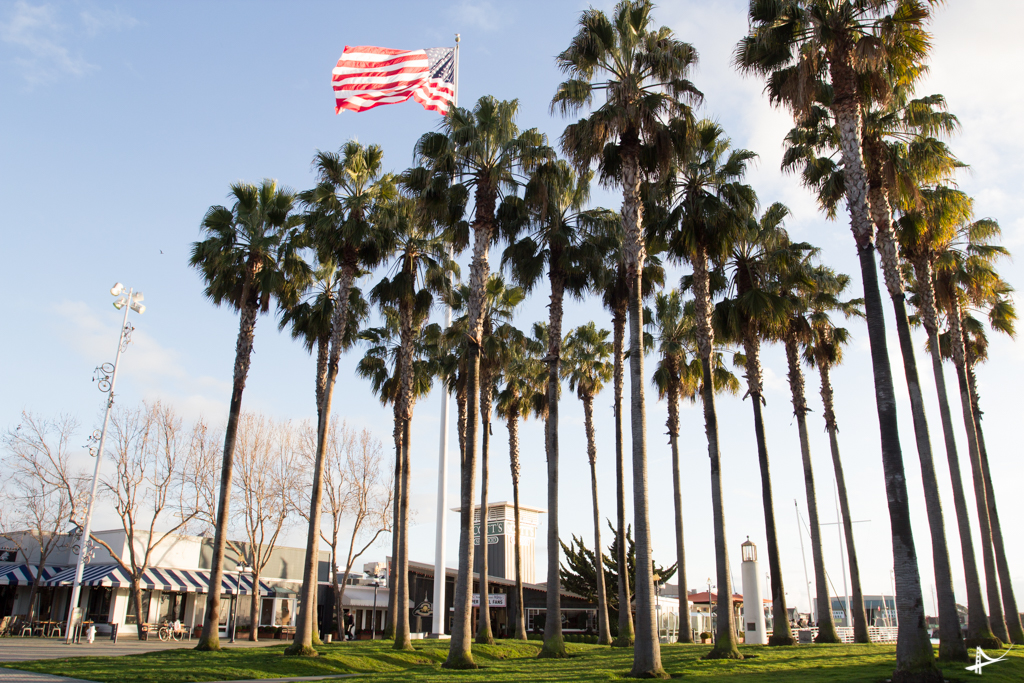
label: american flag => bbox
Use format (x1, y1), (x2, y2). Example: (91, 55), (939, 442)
(332, 45), (455, 115)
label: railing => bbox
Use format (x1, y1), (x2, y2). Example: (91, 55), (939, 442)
(797, 626), (898, 643)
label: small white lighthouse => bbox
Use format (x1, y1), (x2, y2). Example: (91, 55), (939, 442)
(741, 537), (767, 644)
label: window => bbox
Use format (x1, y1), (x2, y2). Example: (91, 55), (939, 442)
(158, 592), (185, 622)
(260, 598), (274, 627)
(274, 599), (294, 626)
(125, 591), (151, 625)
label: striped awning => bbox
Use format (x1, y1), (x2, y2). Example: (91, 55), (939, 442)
(0, 564), (66, 586)
(45, 565), (273, 595)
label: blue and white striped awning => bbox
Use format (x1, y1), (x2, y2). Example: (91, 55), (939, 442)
(0, 564), (66, 586)
(45, 565), (273, 595)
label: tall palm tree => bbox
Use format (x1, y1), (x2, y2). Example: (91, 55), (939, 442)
(714, 203), (797, 646)
(782, 82), (970, 659)
(553, 2), (701, 673)
(777, 258), (848, 644)
(664, 120), (755, 660)
(494, 332), (548, 641)
(502, 158), (611, 657)
(933, 216), (1015, 645)
(802, 295), (870, 644)
(287, 142), (392, 656)
(189, 179), (309, 651)
(562, 323), (615, 646)
(648, 290), (699, 645)
(960, 314), (1023, 645)
(897, 187), (1002, 648)
(370, 174), (458, 650)
(416, 96), (548, 670)
(737, 3), (942, 677)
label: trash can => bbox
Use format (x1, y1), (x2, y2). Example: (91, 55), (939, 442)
(140, 624), (150, 641)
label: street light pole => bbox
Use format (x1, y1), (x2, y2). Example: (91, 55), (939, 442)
(65, 283), (145, 644)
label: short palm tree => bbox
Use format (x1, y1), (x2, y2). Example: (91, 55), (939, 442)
(803, 300), (870, 644)
(714, 203), (797, 646)
(588, 217), (665, 647)
(494, 332), (547, 641)
(501, 158), (612, 657)
(189, 179), (309, 651)
(933, 215), (1016, 645)
(416, 96), (549, 670)
(736, 4), (942, 675)
(664, 120), (755, 660)
(289, 142), (393, 656)
(553, 2), (701, 673)
(897, 186), (1002, 648)
(562, 323), (615, 646)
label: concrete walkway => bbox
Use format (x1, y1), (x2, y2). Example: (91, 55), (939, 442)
(194, 676), (359, 683)
(0, 638), (272, 662)
(0, 670), (95, 683)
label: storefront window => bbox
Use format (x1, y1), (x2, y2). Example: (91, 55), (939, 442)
(125, 591), (151, 625)
(274, 599), (293, 626)
(86, 588), (112, 623)
(158, 592), (185, 622)
(260, 598), (274, 626)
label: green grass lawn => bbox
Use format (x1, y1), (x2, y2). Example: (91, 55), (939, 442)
(6, 639), (1023, 683)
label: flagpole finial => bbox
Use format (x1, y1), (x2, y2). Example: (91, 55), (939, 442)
(455, 33), (460, 43)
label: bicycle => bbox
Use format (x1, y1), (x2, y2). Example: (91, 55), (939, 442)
(157, 621), (184, 642)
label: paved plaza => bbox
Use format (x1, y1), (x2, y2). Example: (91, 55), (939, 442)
(0, 637), (271, 662)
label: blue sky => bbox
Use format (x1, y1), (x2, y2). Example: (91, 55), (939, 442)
(2, 0), (1022, 617)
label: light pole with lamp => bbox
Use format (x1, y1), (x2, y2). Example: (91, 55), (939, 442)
(231, 563), (249, 643)
(64, 283), (145, 644)
(370, 575), (384, 640)
(707, 578), (715, 644)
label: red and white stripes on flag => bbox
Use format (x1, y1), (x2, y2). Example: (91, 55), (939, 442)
(332, 45), (455, 115)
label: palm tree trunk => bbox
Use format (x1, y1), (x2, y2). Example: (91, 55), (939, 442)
(909, 256), (993, 651)
(539, 272), (566, 659)
(666, 375), (692, 645)
(287, 261), (357, 656)
(393, 417), (413, 649)
(871, 190), (968, 659)
(198, 288), (260, 651)
(785, 336), (839, 643)
(742, 333), (794, 646)
(386, 407), (401, 640)
(582, 395), (613, 646)
(947, 294), (1007, 643)
(507, 408), (527, 641)
(445, 183), (492, 669)
(817, 363), (869, 644)
(475, 358), (495, 645)
(621, 134), (664, 677)
(967, 367), (1024, 644)
(827, 63), (938, 677)
(692, 251), (739, 660)
(611, 302), (634, 646)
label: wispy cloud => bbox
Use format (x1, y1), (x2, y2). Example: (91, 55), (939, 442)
(0, 1), (93, 83)
(0, 1), (137, 84)
(448, 0), (504, 32)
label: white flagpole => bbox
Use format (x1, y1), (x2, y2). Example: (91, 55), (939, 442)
(430, 33), (459, 638)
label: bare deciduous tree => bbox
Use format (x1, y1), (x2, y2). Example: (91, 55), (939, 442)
(1, 412), (84, 619)
(233, 413), (300, 641)
(91, 402), (200, 639)
(298, 419), (391, 641)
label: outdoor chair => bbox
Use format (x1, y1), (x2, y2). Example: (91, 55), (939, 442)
(19, 620), (32, 637)
(47, 622), (62, 638)
(32, 622), (46, 637)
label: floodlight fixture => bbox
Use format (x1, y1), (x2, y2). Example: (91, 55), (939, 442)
(110, 283), (124, 296)
(132, 292), (144, 303)
(113, 298), (127, 310)
(130, 302), (145, 314)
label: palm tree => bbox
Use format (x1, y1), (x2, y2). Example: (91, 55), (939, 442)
(737, 3), (942, 676)
(714, 203), (797, 646)
(589, 217), (665, 647)
(494, 332), (547, 640)
(562, 322), (615, 646)
(370, 174), (458, 650)
(663, 120), (755, 660)
(287, 142), (392, 656)
(803, 296), (870, 645)
(933, 216), (1015, 645)
(648, 290), (699, 645)
(501, 157), (611, 657)
(897, 186), (1001, 649)
(416, 96), (548, 670)
(782, 82), (969, 659)
(960, 314), (1023, 645)
(553, 2), (701, 673)
(778, 258), (848, 644)
(189, 179), (309, 651)
(471, 275), (525, 645)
